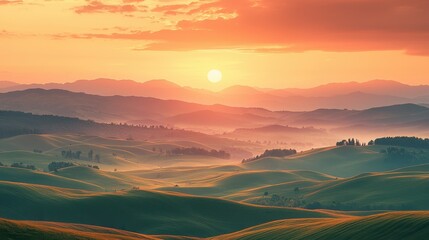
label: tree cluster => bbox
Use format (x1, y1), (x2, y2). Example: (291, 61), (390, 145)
(87, 150), (101, 163)
(61, 150), (82, 159)
(0, 127), (41, 139)
(168, 147), (231, 159)
(48, 162), (75, 172)
(47, 161), (100, 172)
(374, 137), (429, 149)
(336, 138), (363, 146)
(381, 147), (417, 162)
(242, 148), (297, 163)
(10, 162), (36, 170)
(60, 149), (101, 163)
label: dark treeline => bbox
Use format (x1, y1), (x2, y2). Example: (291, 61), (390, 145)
(10, 162), (36, 170)
(255, 193), (415, 211)
(336, 138), (364, 146)
(61, 150), (82, 159)
(48, 162), (75, 172)
(0, 111), (216, 143)
(381, 147), (418, 162)
(0, 162), (36, 170)
(61, 149), (101, 163)
(374, 137), (429, 149)
(169, 147), (231, 159)
(0, 127), (41, 138)
(242, 149), (297, 163)
(48, 161), (99, 172)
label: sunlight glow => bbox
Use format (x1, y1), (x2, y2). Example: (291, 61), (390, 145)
(208, 69), (222, 83)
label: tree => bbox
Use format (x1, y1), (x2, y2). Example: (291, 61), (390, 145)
(294, 187), (300, 194)
(88, 150), (93, 161)
(75, 151), (81, 159)
(95, 154), (100, 163)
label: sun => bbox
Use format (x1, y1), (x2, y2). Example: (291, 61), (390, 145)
(207, 69), (222, 83)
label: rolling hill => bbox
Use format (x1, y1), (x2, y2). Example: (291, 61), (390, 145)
(214, 212), (429, 240)
(2, 212), (429, 240)
(0, 133), (252, 171)
(0, 218), (162, 240)
(0, 111), (259, 161)
(0, 182), (336, 237)
(0, 166), (103, 191)
(243, 145), (429, 177)
(158, 170), (335, 199)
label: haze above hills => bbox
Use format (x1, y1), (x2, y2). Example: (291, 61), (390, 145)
(1, 78), (428, 111)
(1, 89), (428, 148)
(1, 78), (429, 239)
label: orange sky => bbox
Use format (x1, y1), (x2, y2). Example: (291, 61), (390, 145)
(1, 0), (429, 90)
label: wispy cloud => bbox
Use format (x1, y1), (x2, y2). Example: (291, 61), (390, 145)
(74, 0), (147, 14)
(49, 0), (429, 55)
(0, 0), (23, 5)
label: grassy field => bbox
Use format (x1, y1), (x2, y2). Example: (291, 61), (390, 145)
(0, 218), (160, 240)
(2, 134), (429, 239)
(0, 181), (337, 237)
(0, 134), (240, 171)
(2, 212), (429, 240)
(0, 166), (103, 191)
(244, 145), (429, 177)
(158, 170), (335, 198)
(213, 212), (429, 240)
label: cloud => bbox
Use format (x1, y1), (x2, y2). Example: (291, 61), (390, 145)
(74, 0), (146, 14)
(0, 0), (22, 5)
(68, 0), (429, 55)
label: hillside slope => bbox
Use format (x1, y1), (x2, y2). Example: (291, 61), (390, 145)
(244, 145), (429, 177)
(214, 212), (429, 240)
(0, 218), (161, 240)
(0, 182), (336, 237)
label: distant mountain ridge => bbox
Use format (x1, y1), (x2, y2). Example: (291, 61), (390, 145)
(1, 78), (428, 110)
(0, 89), (428, 142)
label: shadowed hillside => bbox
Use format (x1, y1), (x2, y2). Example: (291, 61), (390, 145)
(0, 182), (335, 237)
(214, 212), (429, 240)
(244, 145), (429, 177)
(0, 218), (162, 240)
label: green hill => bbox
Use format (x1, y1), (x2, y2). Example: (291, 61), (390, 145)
(158, 170), (335, 198)
(299, 171), (429, 210)
(214, 212), (429, 240)
(55, 166), (165, 190)
(0, 166), (103, 191)
(0, 182), (335, 237)
(0, 218), (161, 240)
(242, 170), (429, 210)
(244, 145), (429, 177)
(391, 163), (429, 172)
(0, 134), (242, 171)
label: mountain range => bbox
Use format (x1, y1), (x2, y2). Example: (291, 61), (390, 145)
(1, 89), (428, 144)
(1, 79), (428, 111)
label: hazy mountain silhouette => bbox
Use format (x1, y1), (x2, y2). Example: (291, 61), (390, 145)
(267, 79), (429, 98)
(0, 89), (428, 138)
(0, 81), (19, 89)
(0, 89), (271, 123)
(2, 79), (429, 110)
